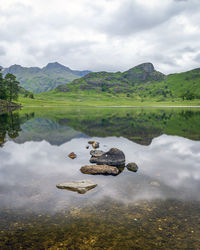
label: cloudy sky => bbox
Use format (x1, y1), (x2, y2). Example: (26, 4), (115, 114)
(0, 0), (200, 73)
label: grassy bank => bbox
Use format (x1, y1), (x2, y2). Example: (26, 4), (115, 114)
(18, 90), (200, 107)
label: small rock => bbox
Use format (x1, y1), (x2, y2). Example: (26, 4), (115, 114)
(96, 148), (125, 167)
(88, 141), (95, 144)
(126, 163), (138, 172)
(86, 145), (89, 149)
(92, 141), (99, 149)
(68, 152), (77, 159)
(89, 150), (104, 163)
(90, 150), (104, 157)
(80, 165), (119, 175)
(56, 180), (97, 194)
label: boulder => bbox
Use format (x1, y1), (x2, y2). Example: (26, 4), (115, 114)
(56, 180), (97, 194)
(68, 152), (77, 159)
(126, 163), (138, 172)
(80, 165), (119, 175)
(95, 148), (125, 167)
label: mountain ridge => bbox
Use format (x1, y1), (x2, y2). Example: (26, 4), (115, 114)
(2, 62), (91, 93)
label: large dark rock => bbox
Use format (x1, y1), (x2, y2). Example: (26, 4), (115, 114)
(80, 165), (119, 175)
(95, 148), (125, 167)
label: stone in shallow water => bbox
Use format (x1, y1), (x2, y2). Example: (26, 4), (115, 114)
(90, 150), (105, 157)
(95, 148), (125, 167)
(126, 163), (138, 172)
(89, 150), (105, 163)
(80, 165), (119, 175)
(68, 152), (77, 159)
(56, 180), (97, 194)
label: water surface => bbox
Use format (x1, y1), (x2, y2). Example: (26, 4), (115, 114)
(0, 107), (200, 249)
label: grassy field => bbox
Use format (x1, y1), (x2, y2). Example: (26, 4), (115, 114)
(18, 90), (200, 107)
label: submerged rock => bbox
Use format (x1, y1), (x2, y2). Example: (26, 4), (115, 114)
(80, 165), (119, 175)
(68, 152), (77, 159)
(95, 148), (125, 167)
(126, 163), (138, 172)
(56, 180), (97, 194)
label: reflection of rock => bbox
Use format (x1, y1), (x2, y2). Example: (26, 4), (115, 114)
(80, 165), (119, 175)
(126, 163), (138, 172)
(68, 152), (77, 159)
(56, 180), (97, 194)
(96, 148), (125, 167)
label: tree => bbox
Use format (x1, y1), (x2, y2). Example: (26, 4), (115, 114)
(0, 72), (7, 100)
(4, 73), (20, 102)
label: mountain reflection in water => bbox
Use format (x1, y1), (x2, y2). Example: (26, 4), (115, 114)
(0, 107), (200, 249)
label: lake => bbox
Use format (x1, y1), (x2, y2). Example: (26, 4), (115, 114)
(0, 107), (200, 249)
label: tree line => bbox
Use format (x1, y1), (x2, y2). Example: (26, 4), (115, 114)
(0, 71), (20, 102)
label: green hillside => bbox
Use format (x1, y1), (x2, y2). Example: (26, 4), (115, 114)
(2, 62), (91, 93)
(55, 62), (200, 101)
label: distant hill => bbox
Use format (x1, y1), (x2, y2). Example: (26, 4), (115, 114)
(2, 62), (91, 93)
(56, 62), (165, 93)
(56, 62), (200, 100)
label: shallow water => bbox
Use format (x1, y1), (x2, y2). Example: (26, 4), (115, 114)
(0, 107), (200, 249)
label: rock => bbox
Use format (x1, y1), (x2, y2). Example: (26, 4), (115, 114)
(90, 157), (98, 163)
(92, 141), (99, 149)
(86, 145), (89, 149)
(95, 148), (125, 167)
(68, 152), (77, 159)
(90, 150), (104, 157)
(126, 163), (138, 172)
(88, 140), (95, 144)
(80, 165), (119, 175)
(56, 180), (97, 194)
(89, 150), (104, 163)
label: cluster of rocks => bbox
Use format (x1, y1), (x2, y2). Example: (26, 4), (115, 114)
(57, 141), (138, 194)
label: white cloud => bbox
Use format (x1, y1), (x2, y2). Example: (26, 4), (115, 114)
(0, 0), (200, 73)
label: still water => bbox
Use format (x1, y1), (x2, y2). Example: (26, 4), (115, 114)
(0, 107), (200, 249)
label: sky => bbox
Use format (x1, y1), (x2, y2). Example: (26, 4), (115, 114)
(0, 0), (200, 74)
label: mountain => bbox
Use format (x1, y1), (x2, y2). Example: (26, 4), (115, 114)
(55, 62), (200, 100)
(2, 62), (91, 93)
(56, 62), (165, 93)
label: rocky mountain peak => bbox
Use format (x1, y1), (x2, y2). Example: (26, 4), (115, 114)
(135, 62), (155, 73)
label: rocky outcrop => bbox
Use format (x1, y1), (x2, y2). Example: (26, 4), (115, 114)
(95, 148), (125, 167)
(56, 180), (97, 194)
(80, 165), (119, 175)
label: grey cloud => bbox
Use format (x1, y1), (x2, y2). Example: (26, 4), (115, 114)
(99, 0), (185, 36)
(194, 53), (200, 63)
(0, 46), (6, 56)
